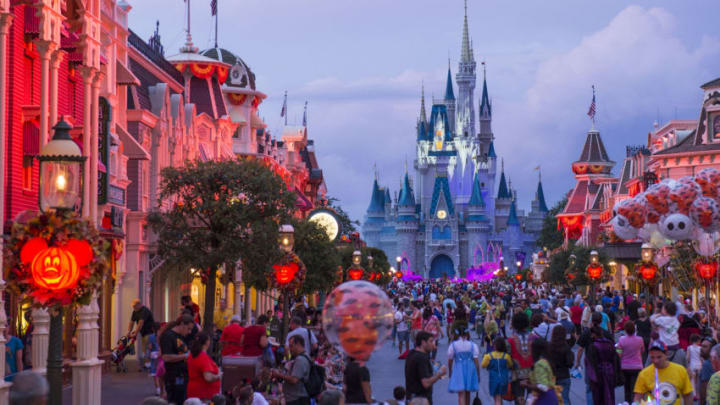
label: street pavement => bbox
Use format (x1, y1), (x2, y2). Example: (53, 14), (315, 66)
(61, 334), (628, 405)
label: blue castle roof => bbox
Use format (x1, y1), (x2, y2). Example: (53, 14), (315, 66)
(444, 67), (455, 100)
(487, 141), (497, 158)
(429, 104), (453, 142)
(367, 179), (385, 212)
(480, 76), (491, 116)
(497, 171), (510, 199)
(507, 200), (520, 226)
(398, 172), (416, 206)
(417, 119), (430, 141)
(429, 176), (454, 216)
(537, 181), (548, 212)
(469, 174), (485, 207)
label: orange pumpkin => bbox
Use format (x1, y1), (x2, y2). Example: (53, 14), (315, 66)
(587, 264), (603, 279)
(272, 262), (299, 286)
(348, 268), (364, 280)
(20, 237), (94, 292)
(638, 263), (658, 280)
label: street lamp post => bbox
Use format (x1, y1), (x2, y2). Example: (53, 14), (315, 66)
(587, 251), (603, 305)
(278, 224), (294, 347)
(36, 119), (86, 405)
(396, 256), (402, 278)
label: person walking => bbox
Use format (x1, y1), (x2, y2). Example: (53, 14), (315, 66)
(129, 298), (155, 371)
(634, 341), (693, 405)
(344, 356), (371, 404)
(482, 336), (512, 405)
(576, 312), (619, 405)
(616, 320), (644, 404)
(272, 335), (312, 405)
(285, 316), (318, 357)
(4, 328), (23, 382)
(447, 325), (480, 405)
(219, 315), (244, 356)
(404, 331), (447, 404)
(160, 314), (194, 405)
(508, 312), (533, 405)
(422, 307), (443, 360)
(186, 332), (222, 401)
(395, 302), (411, 356)
(546, 324), (573, 405)
(524, 338), (559, 405)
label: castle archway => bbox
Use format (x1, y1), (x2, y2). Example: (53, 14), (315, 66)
(429, 254), (455, 279)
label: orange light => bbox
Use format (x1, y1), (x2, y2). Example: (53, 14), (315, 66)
(587, 264), (603, 280)
(272, 262), (299, 286)
(20, 237), (93, 292)
(348, 268), (364, 280)
(696, 261), (718, 280)
(515, 274), (522, 280)
(638, 263), (658, 280)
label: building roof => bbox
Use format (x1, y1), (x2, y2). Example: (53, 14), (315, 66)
(497, 170), (510, 199)
(536, 181), (548, 212)
(469, 173), (485, 207)
(576, 130), (612, 163)
(701, 77), (720, 90)
(562, 179), (588, 215)
(653, 129), (720, 155)
(128, 29), (183, 85)
(487, 141), (496, 158)
(398, 172), (416, 206)
(429, 104), (453, 142)
(507, 200), (520, 226)
(201, 47), (257, 90)
(479, 75), (491, 117)
(384, 188), (391, 205)
(429, 176), (455, 216)
(367, 179), (385, 213)
(444, 67), (455, 100)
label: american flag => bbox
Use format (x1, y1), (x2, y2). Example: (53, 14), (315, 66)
(587, 85), (596, 121)
(210, 0), (217, 16)
(280, 91), (287, 118)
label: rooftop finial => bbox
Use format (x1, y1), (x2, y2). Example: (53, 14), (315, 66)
(420, 82), (427, 123)
(461, 0), (472, 62)
(180, 0), (198, 53)
(587, 84), (597, 130)
(501, 157), (504, 173)
(374, 162), (378, 181)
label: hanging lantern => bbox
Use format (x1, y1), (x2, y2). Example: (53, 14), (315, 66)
(279, 224), (295, 252)
(638, 263), (658, 281)
(37, 120), (86, 212)
(696, 261), (718, 280)
(641, 243), (655, 263)
(587, 263), (603, 279)
(348, 268), (364, 281)
(352, 250), (362, 266)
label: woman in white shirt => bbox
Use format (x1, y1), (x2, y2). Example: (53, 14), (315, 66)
(447, 326), (480, 405)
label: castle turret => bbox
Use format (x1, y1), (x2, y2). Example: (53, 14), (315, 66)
(478, 65), (492, 147)
(362, 177), (386, 247)
(495, 159), (512, 231)
(444, 65), (456, 135)
(396, 170), (419, 267)
(526, 172), (549, 234)
(417, 84), (429, 141)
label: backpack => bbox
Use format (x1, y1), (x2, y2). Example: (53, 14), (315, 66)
(299, 353), (326, 399)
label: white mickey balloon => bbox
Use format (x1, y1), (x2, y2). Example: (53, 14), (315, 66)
(611, 215), (638, 240)
(637, 223), (659, 242)
(660, 213), (695, 241)
(693, 231), (720, 257)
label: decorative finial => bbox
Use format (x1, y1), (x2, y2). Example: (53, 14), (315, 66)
(587, 84), (597, 130)
(464, 0), (468, 17)
(404, 157), (408, 173)
(501, 157), (504, 172)
(373, 162), (378, 181)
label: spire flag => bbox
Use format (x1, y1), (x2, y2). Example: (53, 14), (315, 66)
(302, 101), (308, 127)
(280, 91), (288, 125)
(587, 85), (596, 124)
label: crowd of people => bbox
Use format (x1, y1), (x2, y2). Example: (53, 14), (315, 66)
(13, 276), (720, 405)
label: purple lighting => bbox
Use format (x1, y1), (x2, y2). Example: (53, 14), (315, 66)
(465, 262), (499, 282)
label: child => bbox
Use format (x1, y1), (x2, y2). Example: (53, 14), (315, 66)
(687, 333), (702, 401)
(390, 385), (406, 405)
(147, 322), (162, 396)
(482, 337), (513, 405)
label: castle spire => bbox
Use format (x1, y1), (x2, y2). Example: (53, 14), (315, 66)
(461, 0), (472, 62)
(420, 82), (427, 123)
(469, 173), (485, 207)
(445, 62), (455, 100)
(497, 159), (510, 199)
(507, 199), (520, 226)
(480, 62), (491, 117)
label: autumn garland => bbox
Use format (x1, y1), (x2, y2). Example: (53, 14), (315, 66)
(3, 210), (111, 307)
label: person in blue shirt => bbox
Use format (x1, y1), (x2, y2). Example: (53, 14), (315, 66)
(611, 293), (621, 313)
(4, 329), (23, 382)
(595, 305), (611, 332)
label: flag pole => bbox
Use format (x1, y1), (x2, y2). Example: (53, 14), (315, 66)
(214, 0), (218, 48)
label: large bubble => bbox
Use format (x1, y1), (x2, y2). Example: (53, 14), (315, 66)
(321, 280), (394, 361)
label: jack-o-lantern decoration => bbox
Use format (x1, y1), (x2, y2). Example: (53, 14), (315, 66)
(586, 263), (603, 280)
(272, 262), (299, 286)
(514, 274), (522, 281)
(348, 268), (364, 281)
(638, 263), (658, 281)
(567, 272), (576, 281)
(696, 261), (718, 280)
(19, 237), (94, 292)
(322, 281), (393, 361)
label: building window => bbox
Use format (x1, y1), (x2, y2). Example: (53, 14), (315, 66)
(22, 157), (33, 190)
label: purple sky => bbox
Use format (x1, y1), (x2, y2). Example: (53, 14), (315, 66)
(128, 1), (720, 223)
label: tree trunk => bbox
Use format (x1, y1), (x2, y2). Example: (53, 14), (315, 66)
(244, 284), (251, 322)
(203, 267), (217, 334)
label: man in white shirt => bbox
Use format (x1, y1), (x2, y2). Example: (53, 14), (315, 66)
(285, 316), (318, 355)
(395, 303), (410, 354)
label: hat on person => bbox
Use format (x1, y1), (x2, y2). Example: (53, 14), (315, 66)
(131, 298), (141, 307)
(649, 341), (667, 354)
(230, 315), (241, 323)
(595, 305), (603, 312)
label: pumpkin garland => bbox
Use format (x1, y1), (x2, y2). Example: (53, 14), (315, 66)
(267, 251), (306, 292)
(3, 210), (111, 307)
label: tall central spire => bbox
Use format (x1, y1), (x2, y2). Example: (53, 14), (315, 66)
(420, 82), (427, 123)
(461, 0), (473, 62)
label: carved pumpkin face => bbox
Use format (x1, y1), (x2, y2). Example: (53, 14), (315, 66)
(696, 261), (718, 280)
(31, 247), (80, 290)
(348, 269), (364, 280)
(638, 263), (658, 281)
(587, 264), (603, 279)
(272, 262), (299, 286)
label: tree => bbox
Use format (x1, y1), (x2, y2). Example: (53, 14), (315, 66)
(293, 219), (342, 294)
(339, 246), (391, 281)
(147, 159), (296, 333)
(536, 197), (567, 252)
(326, 196), (360, 235)
(546, 243), (611, 286)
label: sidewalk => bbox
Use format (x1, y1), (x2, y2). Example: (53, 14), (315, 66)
(62, 359), (158, 405)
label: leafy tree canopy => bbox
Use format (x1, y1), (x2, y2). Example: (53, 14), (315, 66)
(326, 196), (360, 235)
(537, 197), (568, 252)
(546, 243), (611, 286)
(292, 218), (342, 294)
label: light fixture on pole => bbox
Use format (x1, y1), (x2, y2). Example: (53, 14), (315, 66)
(37, 119), (85, 212)
(396, 256), (402, 277)
(348, 250), (365, 280)
(277, 224), (295, 346)
(35, 119), (87, 405)
(279, 224), (295, 252)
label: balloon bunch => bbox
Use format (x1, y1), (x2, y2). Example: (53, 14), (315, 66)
(611, 168), (720, 256)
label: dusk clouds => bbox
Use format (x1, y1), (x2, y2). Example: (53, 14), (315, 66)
(128, 1), (720, 225)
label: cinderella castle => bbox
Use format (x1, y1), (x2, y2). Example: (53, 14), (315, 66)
(362, 2), (548, 279)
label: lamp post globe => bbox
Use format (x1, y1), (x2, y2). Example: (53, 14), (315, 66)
(279, 224), (294, 252)
(37, 119), (86, 212)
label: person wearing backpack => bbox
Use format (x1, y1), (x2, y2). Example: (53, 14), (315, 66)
(272, 334), (315, 405)
(575, 312), (621, 405)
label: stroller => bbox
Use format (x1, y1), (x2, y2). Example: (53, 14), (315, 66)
(111, 334), (136, 372)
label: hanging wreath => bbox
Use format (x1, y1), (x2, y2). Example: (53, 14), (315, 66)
(268, 251), (306, 292)
(635, 261), (660, 286)
(3, 210), (111, 307)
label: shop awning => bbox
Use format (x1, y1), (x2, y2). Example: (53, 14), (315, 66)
(116, 61), (140, 86)
(117, 125), (150, 160)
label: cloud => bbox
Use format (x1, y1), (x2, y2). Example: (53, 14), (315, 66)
(494, 5), (720, 210)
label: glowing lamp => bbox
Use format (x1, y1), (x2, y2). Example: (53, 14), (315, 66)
(279, 224), (294, 252)
(638, 263), (658, 281)
(568, 254), (577, 268)
(696, 261), (718, 280)
(641, 243), (654, 263)
(589, 250), (599, 264)
(352, 251), (362, 266)
(587, 263), (603, 280)
(515, 274), (522, 281)
(516, 260), (522, 268)
(37, 119), (86, 212)
(348, 268), (364, 280)
(273, 262), (300, 286)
